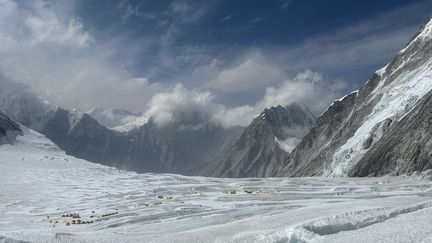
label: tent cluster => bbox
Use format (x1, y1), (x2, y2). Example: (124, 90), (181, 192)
(101, 211), (119, 218)
(224, 190), (236, 194)
(70, 219), (94, 225)
(62, 213), (80, 218)
(223, 189), (272, 195)
(255, 190), (272, 194)
(244, 189), (254, 194)
(48, 209), (122, 227)
(157, 195), (174, 200)
(61, 212), (95, 226)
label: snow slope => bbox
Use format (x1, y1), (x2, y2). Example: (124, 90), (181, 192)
(2, 127), (432, 242)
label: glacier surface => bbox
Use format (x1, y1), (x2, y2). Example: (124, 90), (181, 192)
(1, 127), (432, 242)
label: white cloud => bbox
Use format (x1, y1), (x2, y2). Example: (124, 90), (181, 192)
(258, 70), (347, 114)
(118, 0), (143, 23)
(144, 84), (218, 129)
(26, 10), (93, 48)
(38, 61), (166, 112)
(168, 0), (211, 24)
(205, 51), (286, 92)
(0, 0), (165, 112)
(277, 125), (313, 152)
(0, 0), (348, 129)
(0, 0), (93, 49)
(219, 14), (232, 22)
(0, 0), (424, 125)
(280, 0), (295, 10)
(276, 137), (301, 153)
(144, 70), (346, 128)
(142, 83), (252, 128)
(212, 105), (255, 128)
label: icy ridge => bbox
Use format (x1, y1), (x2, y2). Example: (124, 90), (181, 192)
(324, 47), (432, 177)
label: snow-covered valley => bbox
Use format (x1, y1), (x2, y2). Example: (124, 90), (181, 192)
(1, 127), (432, 243)
(1, 2), (432, 242)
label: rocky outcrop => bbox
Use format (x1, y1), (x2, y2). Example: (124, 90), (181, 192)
(349, 89), (432, 176)
(0, 111), (22, 145)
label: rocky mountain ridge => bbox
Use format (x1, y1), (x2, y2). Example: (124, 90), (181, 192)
(201, 104), (316, 177)
(274, 16), (432, 177)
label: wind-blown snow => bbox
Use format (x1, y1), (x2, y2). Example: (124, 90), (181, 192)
(275, 125), (311, 153)
(67, 109), (84, 130)
(2, 127), (432, 242)
(375, 64), (388, 77)
(275, 136), (300, 153)
(111, 115), (149, 132)
(86, 108), (142, 130)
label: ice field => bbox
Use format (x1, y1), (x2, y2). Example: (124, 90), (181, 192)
(1, 127), (432, 242)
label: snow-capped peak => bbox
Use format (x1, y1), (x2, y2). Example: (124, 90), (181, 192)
(111, 114), (149, 132)
(86, 107), (144, 131)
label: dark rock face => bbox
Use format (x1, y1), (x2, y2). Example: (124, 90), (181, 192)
(350, 90), (432, 176)
(127, 121), (243, 174)
(0, 111), (22, 145)
(47, 110), (130, 167)
(43, 108), (242, 174)
(204, 104), (315, 177)
(0, 81), (52, 132)
(274, 17), (432, 177)
(274, 92), (360, 177)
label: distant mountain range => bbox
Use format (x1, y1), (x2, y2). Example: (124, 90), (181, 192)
(0, 80), (244, 174)
(0, 17), (431, 178)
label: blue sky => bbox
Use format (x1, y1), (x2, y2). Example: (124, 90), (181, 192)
(1, 0), (432, 126)
(73, 0), (431, 80)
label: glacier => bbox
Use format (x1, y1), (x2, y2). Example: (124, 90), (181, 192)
(2, 126), (432, 242)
